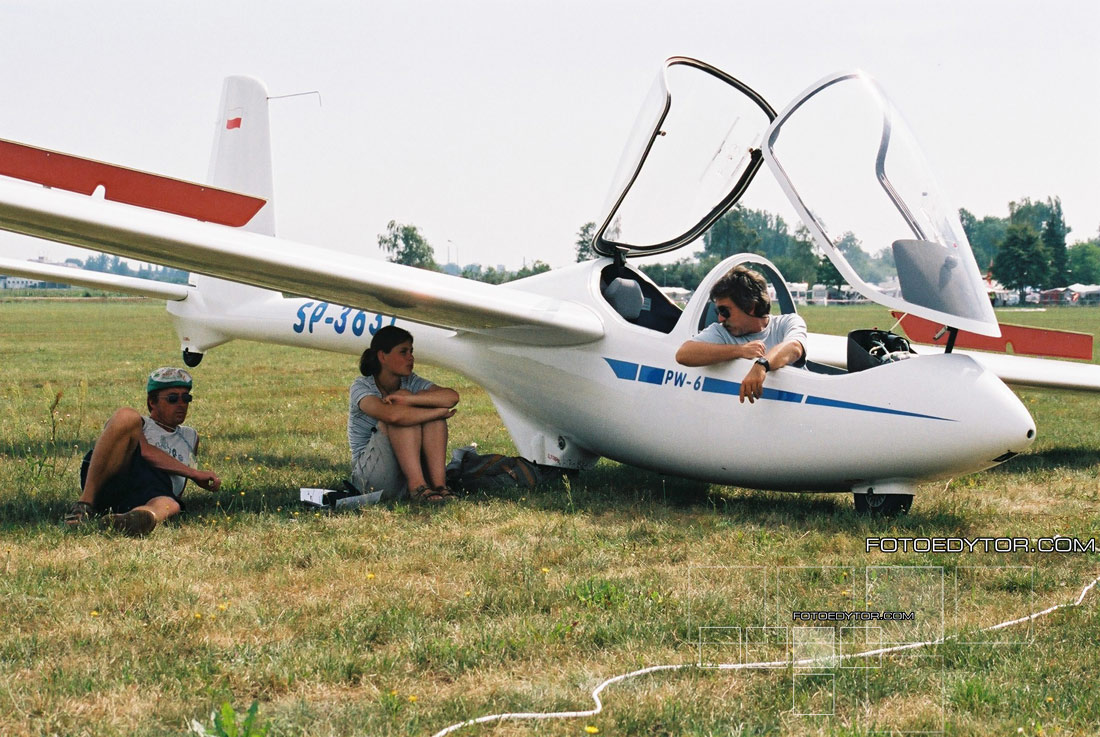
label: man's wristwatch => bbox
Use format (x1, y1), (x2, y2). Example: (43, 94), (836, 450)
(754, 357), (771, 372)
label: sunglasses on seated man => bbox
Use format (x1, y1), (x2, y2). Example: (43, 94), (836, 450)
(715, 303), (770, 320)
(161, 392), (193, 404)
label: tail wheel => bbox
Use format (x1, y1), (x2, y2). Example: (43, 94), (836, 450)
(182, 349), (204, 367)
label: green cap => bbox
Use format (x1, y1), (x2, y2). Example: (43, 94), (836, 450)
(146, 367), (193, 393)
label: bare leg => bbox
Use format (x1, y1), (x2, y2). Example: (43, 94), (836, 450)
(137, 495), (182, 523)
(102, 495), (181, 537)
(380, 423), (430, 493)
(80, 408), (145, 506)
(420, 418), (449, 489)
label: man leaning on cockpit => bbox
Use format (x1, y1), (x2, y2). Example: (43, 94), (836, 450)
(675, 265), (807, 404)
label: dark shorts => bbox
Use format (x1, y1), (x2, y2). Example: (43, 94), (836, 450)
(80, 446), (182, 514)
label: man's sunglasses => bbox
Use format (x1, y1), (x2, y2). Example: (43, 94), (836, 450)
(715, 303), (769, 319)
(163, 392), (193, 404)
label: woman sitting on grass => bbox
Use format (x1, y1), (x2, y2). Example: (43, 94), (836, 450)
(348, 325), (460, 503)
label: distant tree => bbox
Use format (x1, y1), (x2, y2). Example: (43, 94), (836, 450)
(992, 223), (1050, 302)
(816, 254), (844, 289)
(574, 222), (598, 262)
(461, 264), (507, 284)
(84, 253), (110, 272)
(774, 226), (819, 284)
(1067, 241), (1100, 284)
(703, 206), (762, 259)
(64, 257), (84, 268)
(1008, 197), (1053, 234)
(639, 256), (713, 291)
(1040, 197), (1069, 287)
(378, 220), (438, 270)
(510, 260), (551, 281)
(959, 208), (1006, 272)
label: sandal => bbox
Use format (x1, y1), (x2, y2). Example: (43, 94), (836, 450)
(432, 485), (458, 501)
(64, 500), (95, 527)
(408, 484), (449, 504)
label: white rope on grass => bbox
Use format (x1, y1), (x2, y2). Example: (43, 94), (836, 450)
(429, 571), (1100, 737)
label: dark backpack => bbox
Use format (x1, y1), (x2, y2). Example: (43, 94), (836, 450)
(445, 446), (562, 492)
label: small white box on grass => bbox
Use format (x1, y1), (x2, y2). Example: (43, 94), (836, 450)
(299, 487), (383, 509)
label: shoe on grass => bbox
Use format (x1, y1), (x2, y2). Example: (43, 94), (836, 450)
(100, 508), (157, 537)
(64, 501), (95, 527)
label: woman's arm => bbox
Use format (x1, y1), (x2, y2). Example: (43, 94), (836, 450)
(358, 394), (457, 427)
(384, 385), (459, 409)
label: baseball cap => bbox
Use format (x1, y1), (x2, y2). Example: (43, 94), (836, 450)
(146, 367), (193, 393)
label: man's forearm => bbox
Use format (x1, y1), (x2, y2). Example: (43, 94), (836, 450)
(676, 341), (750, 367)
(765, 340), (805, 371)
(140, 442), (199, 479)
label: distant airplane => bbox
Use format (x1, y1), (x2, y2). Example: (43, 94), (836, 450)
(2, 57), (1097, 515)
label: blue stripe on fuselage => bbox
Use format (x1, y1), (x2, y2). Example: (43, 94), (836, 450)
(603, 356), (953, 422)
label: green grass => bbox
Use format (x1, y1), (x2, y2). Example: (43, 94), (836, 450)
(1, 299), (1098, 736)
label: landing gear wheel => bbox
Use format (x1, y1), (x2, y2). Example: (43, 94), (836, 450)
(182, 349), (203, 367)
(853, 491), (912, 517)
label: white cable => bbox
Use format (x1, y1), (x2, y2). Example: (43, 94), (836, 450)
(430, 571), (1100, 737)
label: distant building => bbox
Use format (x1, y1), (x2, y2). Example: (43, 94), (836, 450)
(1067, 283), (1100, 305)
(0, 275), (42, 289)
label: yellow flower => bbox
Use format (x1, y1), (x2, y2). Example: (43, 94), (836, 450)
(464, 590), (471, 597)
(217, 603), (228, 611)
(194, 612), (203, 620)
(90, 610), (100, 617)
(240, 491), (246, 496)
(367, 572), (375, 580)
(541, 567), (550, 573)
(408, 695), (417, 703)
(585, 727), (600, 734)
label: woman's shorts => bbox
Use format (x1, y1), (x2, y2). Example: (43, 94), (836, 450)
(351, 429), (406, 501)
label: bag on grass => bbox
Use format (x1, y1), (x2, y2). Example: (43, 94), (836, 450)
(445, 445), (562, 492)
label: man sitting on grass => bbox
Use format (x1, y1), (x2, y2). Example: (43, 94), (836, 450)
(64, 367), (221, 536)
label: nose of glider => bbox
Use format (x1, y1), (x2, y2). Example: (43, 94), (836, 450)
(972, 368), (1037, 467)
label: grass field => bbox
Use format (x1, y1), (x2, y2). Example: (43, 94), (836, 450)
(1, 299), (1098, 737)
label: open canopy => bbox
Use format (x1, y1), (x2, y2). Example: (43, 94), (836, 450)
(594, 59), (999, 337)
(762, 72), (999, 336)
(593, 57), (775, 258)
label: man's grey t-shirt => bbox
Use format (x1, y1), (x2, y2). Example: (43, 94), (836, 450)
(694, 313), (808, 366)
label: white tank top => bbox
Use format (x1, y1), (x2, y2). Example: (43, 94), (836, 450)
(142, 417), (198, 497)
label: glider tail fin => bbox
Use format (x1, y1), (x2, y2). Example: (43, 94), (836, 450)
(190, 75), (278, 307)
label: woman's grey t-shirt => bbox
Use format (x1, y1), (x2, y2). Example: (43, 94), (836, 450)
(347, 373), (435, 458)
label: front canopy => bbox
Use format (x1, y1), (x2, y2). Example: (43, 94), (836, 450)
(762, 72), (999, 336)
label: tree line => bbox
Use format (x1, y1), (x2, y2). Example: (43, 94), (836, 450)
(377, 199), (1100, 297)
(377, 220), (551, 283)
(576, 196), (1100, 297)
(48, 254), (190, 284)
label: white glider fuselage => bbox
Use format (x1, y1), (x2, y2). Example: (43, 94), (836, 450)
(164, 253), (1037, 492)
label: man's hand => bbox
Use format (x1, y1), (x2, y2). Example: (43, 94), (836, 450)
(740, 363), (767, 404)
(738, 340), (767, 360)
(192, 470), (221, 491)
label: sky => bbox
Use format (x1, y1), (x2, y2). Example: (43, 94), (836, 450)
(0, 0), (1097, 271)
